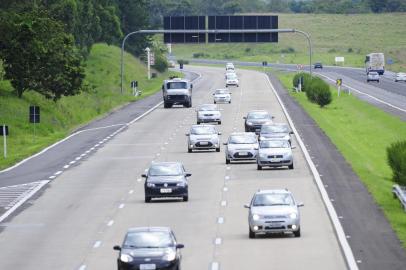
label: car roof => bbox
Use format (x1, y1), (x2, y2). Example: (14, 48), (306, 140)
(127, 227), (172, 233)
(191, 124), (216, 128)
(230, 132), (256, 136)
(198, 104), (218, 109)
(247, 110), (269, 114)
(255, 189), (292, 195)
(215, 88), (229, 91)
(262, 123), (288, 127)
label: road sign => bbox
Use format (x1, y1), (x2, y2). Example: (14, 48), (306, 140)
(0, 125), (8, 136)
(29, 106), (40, 123)
(150, 52), (155, 65)
(131, 81), (138, 88)
(208, 15), (278, 43)
(387, 58), (394, 65)
(336, 78), (342, 86)
(164, 16), (205, 43)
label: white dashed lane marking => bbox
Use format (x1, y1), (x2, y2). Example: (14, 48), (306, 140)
(107, 220), (114, 227)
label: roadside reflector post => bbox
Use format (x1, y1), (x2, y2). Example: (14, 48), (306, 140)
(1, 125), (8, 158)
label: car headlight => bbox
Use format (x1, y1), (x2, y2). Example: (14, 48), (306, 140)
(252, 214), (260, 221)
(147, 183), (155, 187)
(290, 212), (298, 219)
(259, 136), (266, 141)
(120, 253), (133, 263)
(259, 153), (267, 158)
(176, 182), (186, 187)
(246, 121), (253, 125)
(163, 250), (176, 261)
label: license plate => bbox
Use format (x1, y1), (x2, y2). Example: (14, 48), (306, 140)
(200, 142), (209, 145)
(239, 152), (249, 156)
(270, 158), (281, 162)
(160, 188), (172, 193)
(140, 264), (156, 270)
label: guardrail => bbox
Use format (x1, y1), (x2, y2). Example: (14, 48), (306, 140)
(392, 184), (406, 211)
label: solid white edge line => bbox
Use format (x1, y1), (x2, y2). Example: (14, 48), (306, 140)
(316, 72), (406, 113)
(211, 262), (220, 270)
(264, 73), (358, 270)
(78, 265), (86, 270)
(0, 180), (50, 223)
(0, 71), (202, 174)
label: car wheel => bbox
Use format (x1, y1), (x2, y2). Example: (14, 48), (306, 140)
(289, 163), (294, 170)
(214, 101), (217, 104)
(145, 196), (151, 203)
(218, 121), (221, 125)
(257, 164), (263, 170)
(188, 148), (192, 153)
(197, 121), (200, 125)
(183, 195), (189, 202)
(164, 103), (170, 108)
(229, 101), (231, 104)
(216, 147), (220, 152)
(249, 227), (256, 239)
(294, 228), (301, 238)
(226, 158), (230, 164)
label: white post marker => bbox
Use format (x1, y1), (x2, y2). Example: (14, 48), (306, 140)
(145, 47), (151, 80)
(3, 125), (7, 158)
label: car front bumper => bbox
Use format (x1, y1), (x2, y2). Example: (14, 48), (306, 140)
(257, 157), (292, 167)
(226, 149), (257, 161)
(190, 140), (219, 150)
(197, 116), (221, 123)
(214, 97), (231, 103)
(249, 218), (300, 234)
(118, 259), (180, 270)
(145, 186), (188, 198)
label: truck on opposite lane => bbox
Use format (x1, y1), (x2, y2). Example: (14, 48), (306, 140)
(162, 77), (193, 108)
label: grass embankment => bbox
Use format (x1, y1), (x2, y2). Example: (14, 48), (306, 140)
(0, 43), (179, 170)
(274, 70), (406, 248)
(173, 13), (406, 71)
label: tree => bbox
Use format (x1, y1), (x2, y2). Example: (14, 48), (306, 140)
(0, 11), (85, 100)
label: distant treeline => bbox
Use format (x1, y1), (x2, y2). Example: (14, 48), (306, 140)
(149, 0), (406, 19)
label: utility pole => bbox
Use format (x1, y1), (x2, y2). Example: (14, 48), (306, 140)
(145, 47), (151, 80)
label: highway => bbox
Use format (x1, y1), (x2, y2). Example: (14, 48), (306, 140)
(187, 59), (406, 120)
(0, 67), (349, 269)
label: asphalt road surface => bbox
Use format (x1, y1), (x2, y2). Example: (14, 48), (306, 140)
(0, 67), (348, 269)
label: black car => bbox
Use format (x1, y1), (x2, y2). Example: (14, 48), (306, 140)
(244, 110), (274, 134)
(114, 227), (184, 270)
(314, 62), (323, 69)
(142, 162), (191, 202)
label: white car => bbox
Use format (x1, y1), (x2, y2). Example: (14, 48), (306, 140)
(225, 70), (236, 79)
(367, 72), (380, 82)
(226, 73), (239, 87)
(224, 132), (258, 164)
(213, 89), (231, 104)
(196, 104), (222, 125)
(226, 63), (235, 71)
(395, 72), (406, 82)
(257, 139), (294, 170)
(186, 125), (221, 152)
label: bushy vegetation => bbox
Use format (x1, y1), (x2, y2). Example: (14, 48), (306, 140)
(292, 73), (332, 107)
(387, 141), (406, 186)
(292, 72), (312, 91)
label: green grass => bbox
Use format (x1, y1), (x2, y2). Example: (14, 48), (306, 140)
(274, 70), (406, 248)
(172, 13), (406, 71)
(0, 43), (180, 170)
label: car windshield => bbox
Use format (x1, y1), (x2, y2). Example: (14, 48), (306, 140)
(369, 72), (378, 75)
(229, 135), (257, 144)
(149, 164), (183, 176)
(227, 74), (237, 79)
(260, 140), (289, 148)
(247, 112), (270, 120)
(123, 231), (175, 248)
(253, 193), (294, 206)
(199, 105), (217, 111)
(261, 125), (289, 133)
(215, 89), (229, 95)
(167, 82), (187, 89)
(191, 126), (216, 135)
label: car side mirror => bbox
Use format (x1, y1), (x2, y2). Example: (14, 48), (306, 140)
(223, 142), (228, 145)
(271, 116), (275, 119)
(218, 132), (222, 135)
(244, 204), (250, 209)
(185, 133), (190, 136)
(243, 117), (247, 119)
(176, 244), (185, 249)
(185, 173), (192, 177)
(254, 147), (259, 150)
(291, 146), (296, 149)
(191, 84), (193, 89)
(113, 245), (121, 251)
(290, 131), (294, 135)
(297, 202), (304, 207)
(141, 174), (147, 178)
(161, 85), (164, 90)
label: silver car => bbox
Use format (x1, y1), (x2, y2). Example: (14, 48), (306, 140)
(395, 72), (406, 82)
(244, 189), (304, 238)
(224, 132), (258, 164)
(259, 123), (293, 144)
(186, 125), (221, 152)
(226, 73), (239, 87)
(196, 104), (222, 124)
(367, 71), (380, 82)
(213, 89), (231, 104)
(257, 139), (294, 170)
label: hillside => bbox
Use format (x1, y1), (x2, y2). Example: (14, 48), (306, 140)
(172, 13), (406, 71)
(0, 43), (177, 169)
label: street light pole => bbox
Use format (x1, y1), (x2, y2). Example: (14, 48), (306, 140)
(120, 29), (313, 93)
